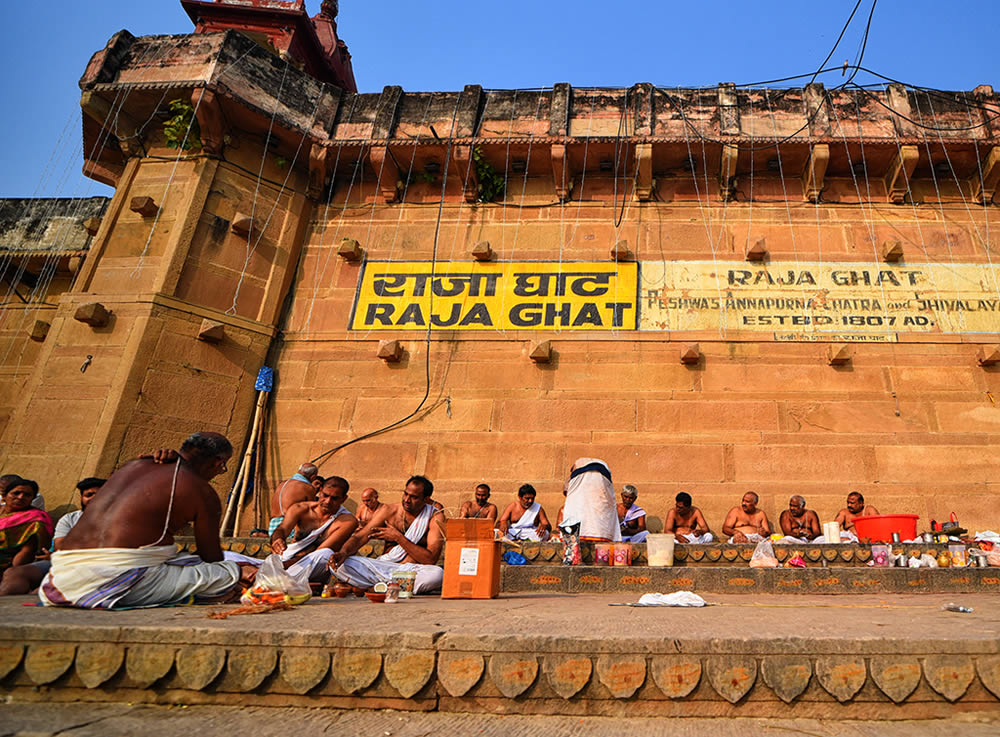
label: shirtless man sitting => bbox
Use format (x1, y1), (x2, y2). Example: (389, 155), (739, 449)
(331, 475), (445, 595)
(357, 488), (383, 526)
(664, 492), (713, 543)
(779, 495), (821, 541)
(460, 484), (498, 521)
(227, 476), (357, 583)
(834, 491), (880, 534)
(722, 492), (772, 544)
(268, 463), (319, 536)
(499, 484), (551, 542)
(39, 432), (250, 609)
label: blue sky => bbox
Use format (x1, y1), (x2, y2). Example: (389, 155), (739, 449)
(1, 1), (995, 197)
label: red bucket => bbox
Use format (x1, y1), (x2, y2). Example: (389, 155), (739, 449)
(853, 514), (919, 543)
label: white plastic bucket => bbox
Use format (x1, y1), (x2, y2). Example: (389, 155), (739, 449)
(646, 533), (675, 567)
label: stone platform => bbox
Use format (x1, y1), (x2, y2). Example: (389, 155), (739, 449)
(2, 592), (1000, 720)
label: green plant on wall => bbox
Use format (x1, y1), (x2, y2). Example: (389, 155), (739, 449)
(473, 146), (504, 203)
(163, 99), (202, 151)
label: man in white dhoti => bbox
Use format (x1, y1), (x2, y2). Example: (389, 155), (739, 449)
(225, 476), (357, 582)
(617, 484), (648, 543)
(778, 495), (821, 542)
(562, 459), (620, 542)
(330, 475), (445, 594)
(39, 433), (248, 609)
(723, 492), (772, 544)
(499, 484), (552, 542)
(664, 492), (714, 544)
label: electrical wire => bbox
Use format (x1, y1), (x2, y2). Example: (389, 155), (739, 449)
(809, 0), (866, 86)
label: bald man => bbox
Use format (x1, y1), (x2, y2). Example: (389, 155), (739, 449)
(269, 463), (319, 536)
(357, 488), (383, 526)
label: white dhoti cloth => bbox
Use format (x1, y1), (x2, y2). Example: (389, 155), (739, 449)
(620, 504), (647, 543)
(677, 532), (714, 544)
(39, 546), (239, 609)
(564, 458), (621, 541)
(333, 503), (442, 594)
(507, 502), (549, 541)
(224, 507), (348, 582)
(333, 557), (443, 594)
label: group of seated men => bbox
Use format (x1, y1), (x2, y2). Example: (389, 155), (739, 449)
(452, 482), (880, 546)
(1, 436), (885, 609)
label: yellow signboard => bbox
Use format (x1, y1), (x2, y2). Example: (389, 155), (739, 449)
(640, 261), (1000, 337)
(350, 261), (639, 331)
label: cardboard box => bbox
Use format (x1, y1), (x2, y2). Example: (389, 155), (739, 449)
(442, 519), (501, 599)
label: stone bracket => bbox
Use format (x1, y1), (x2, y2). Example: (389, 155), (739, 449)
(802, 144), (830, 203)
(369, 145), (401, 203)
(635, 143), (654, 202)
(720, 145), (738, 201)
(971, 146), (1000, 205)
(718, 83), (740, 135)
(551, 144), (573, 202)
(456, 85), (484, 138)
(81, 90), (141, 157)
(308, 143), (328, 200)
(632, 83), (654, 137)
(372, 85), (403, 140)
(886, 83), (917, 137)
(454, 145), (480, 203)
(549, 83), (572, 137)
(804, 83), (831, 136)
(192, 87), (226, 156)
(885, 145), (919, 204)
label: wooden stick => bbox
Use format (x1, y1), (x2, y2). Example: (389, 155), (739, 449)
(220, 447), (249, 534)
(232, 391), (267, 536)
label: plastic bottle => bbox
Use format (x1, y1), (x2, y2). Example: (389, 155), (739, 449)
(941, 602), (974, 613)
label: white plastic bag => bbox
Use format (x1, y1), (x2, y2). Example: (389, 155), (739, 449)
(241, 553), (311, 604)
(749, 538), (779, 568)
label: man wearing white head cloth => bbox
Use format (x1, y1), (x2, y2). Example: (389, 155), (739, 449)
(562, 458), (621, 542)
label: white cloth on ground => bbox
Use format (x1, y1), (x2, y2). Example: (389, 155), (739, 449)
(39, 545), (239, 609)
(677, 532), (714, 544)
(224, 548), (334, 582)
(54, 510), (82, 540)
(333, 556), (443, 594)
(636, 591), (707, 607)
(620, 504), (647, 543)
(380, 503), (435, 563)
(563, 458), (620, 542)
(507, 502), (549, 541)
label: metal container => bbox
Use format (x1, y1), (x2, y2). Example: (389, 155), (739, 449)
(923, 532), (934, 543)
(891, 532), (901, 543)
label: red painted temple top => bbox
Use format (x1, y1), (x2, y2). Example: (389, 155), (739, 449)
(180, 0), (356, 91)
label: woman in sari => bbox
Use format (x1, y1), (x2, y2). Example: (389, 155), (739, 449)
(0, 478), (53, 580)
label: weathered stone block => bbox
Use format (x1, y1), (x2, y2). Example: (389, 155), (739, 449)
(596, 655), (646, 699)
(224, 647), (277, 692)
(436, 652), (484, 697)
(816, 656), (867, 702)
(24, 643), (76, 685)
(706, 655), (756, 704)
(176, 645), (226, 690)
(332, 649), (382, 694)
(610, 240), (632, 262)
(74, 302), (111, 327)
(746, 237), (767, 261)
(377, 339), (403, 363)
(650, 656), (702, 699)
(544, 654), (592, 699)
(130, 195), (159, 217)
(231, 212), (254, 238)
(197, 319), (225, 343)
(978, 345), (1000, 367)
(679, 343), (701, 364)
(75, 642), (124, 689)
(870, 658), (921, 703)
(882, 239), (904, 262)
(529, 341), (552, 364)
(761, 656), (811, 703)
(338, 238), (363, 262)
(827, 344), (852, 366)
(471, 240), (494, 261)
(125, 644), (175, 688)
(924, 655), (974, 702)
(488, 653), (538, 698)
(83, 216), (102, 235)
(975, 655), (1000, 699)
(280, 649), (329, 694)
(384, 650), (436, 698)
(0, 644), (25, 680)
(29, 320), (50, 342)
